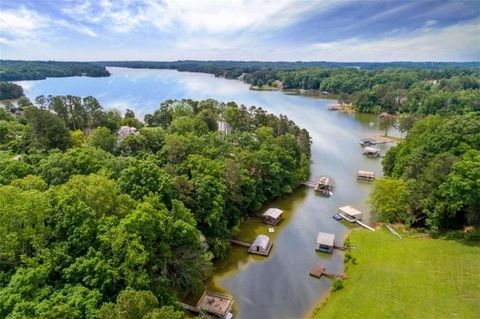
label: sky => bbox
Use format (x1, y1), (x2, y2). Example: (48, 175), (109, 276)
(0, 0), (479, 62)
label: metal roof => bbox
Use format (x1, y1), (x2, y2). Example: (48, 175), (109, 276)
(251, 234), (271, 250)
(316, 232), (335, 246)
(338, 205), (363, 217)
(262, 208), (283, 219)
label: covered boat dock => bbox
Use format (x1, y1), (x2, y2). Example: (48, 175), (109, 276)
(262, 208), (284, 225)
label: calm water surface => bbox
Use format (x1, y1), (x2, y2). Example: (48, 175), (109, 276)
(18, 67), (395, 319)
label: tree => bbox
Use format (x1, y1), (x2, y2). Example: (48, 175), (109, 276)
(118, 160), (175, 203)
(23, 106), (71, 151)
(369, 178), (411, 224)
(88, 127), (116, 153)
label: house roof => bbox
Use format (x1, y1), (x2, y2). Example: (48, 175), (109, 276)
(262, 208), (283, 219)
(251, 234), (271, 250)
(316, 232), (335, 246)
(339, 205), (363, 217)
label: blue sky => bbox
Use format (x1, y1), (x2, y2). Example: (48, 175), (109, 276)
(1, 0), (479, 61)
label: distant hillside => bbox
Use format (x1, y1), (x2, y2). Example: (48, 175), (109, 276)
(0, 60), (110, 81)
(98, 60), (480, 71)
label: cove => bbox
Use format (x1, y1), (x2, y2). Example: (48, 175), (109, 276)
(18, 67), (394, 319)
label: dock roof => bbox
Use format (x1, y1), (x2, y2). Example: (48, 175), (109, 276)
(316, 232), (335, 246)
(357, 170), (375, 177)
(363, 146), (379, 153)
(197, 291), (233, 317)
(251, 234), (271, 250)
(339, 205), (363, 217)
(262, 208), (283, 219)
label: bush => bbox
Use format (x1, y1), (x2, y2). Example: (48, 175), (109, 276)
(332, 279), (344, 291)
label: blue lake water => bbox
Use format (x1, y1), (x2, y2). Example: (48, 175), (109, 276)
(18, 67), (394, 319)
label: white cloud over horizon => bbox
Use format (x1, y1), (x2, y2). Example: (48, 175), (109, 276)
(0, 0), (479, 61)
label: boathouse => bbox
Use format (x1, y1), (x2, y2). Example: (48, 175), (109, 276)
(356, 170), (375, 182)
(262, 208), (284, 225)
(314, 176), (332, 192)
(362, 146), (380, 157)
(316, 232), (335, 253)
(248, 234), (272, 256)
(338, 206), (363, 222)
(196, 291), (234, 319)
(360, 138), (375, 147)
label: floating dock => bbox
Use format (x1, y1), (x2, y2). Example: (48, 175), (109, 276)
(309, 264), (347, 279)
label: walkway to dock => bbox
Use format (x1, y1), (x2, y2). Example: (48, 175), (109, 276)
(300, 181), (316, 187)
(356, 220), (375, 231)
(230, 239), (251, 247)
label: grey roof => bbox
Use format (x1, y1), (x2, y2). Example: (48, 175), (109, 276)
(262, 208), (283, 219)
(316, 232), (335, 246)
(363, 146), (380, 153)
(251, 234), (271, 250)
(339, 205), (363, 217)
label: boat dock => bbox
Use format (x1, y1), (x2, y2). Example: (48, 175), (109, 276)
(309, 264), (347, 279)
(335, 213), (375, 231)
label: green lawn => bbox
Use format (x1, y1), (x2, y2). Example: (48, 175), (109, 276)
(312, 228), (480, 319)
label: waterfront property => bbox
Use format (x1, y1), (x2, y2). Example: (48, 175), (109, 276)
(356, 170), (375, 182)
(248, 234), (273, 256)
(197, 291), (234, 319)
(262, 208), (284, 225)
(362, 146), (380, 157)
(312, 229), (480, 319)
(338, 206), (363, 222)
(316, 232), (335, 253)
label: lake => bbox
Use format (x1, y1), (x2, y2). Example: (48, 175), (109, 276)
(18, 67), (394, 319)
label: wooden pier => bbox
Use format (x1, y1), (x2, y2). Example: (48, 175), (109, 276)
(230, 239), (251, 248)
(310, 264), (347, 279)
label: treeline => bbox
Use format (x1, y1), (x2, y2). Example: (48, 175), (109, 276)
(369, 113), (480, 232)
(0, 60), (110, 81)
(99, 60), (480, 72)
(100, 61), (480, 115)
(0, 82), (23, 100)
(0, 96), (311, 318)
(242, 68), (480, 115)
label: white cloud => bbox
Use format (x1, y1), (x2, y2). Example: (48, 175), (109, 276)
(0, 5), (98, 50)
(0, 6), (48, 45)
(305, 19), (480, 61)
(61, 0), (337, 34)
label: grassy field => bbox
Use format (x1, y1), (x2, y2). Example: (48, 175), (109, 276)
(312, 228), (480, 319)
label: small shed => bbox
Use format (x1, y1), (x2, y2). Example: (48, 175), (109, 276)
(316, 232), (335, 253)
(196, 291), (234, 319)
(362, 146), (380, 157)
(262, 208), (284, 225)
(248, 234), (272, 256)
(357, 170), (375, 182)
(338, 206), (363, 222)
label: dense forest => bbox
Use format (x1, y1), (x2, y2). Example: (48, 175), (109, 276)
(369, 113), (480, 232)
(3, 60), (479, 115)
(99, 61), (480, 115)
(0, 82), (23, 100)
(0, 96), (310, 318)
(0, 61), (110, 81)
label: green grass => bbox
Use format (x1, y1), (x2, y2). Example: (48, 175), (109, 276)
(312, 228), (480, 319)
